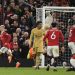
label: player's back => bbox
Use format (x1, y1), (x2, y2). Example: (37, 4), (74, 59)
(44, 28), (64, 46)
(68, 26), (75, 42)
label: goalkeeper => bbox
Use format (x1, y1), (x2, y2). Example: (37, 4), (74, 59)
(29, 21), (45, 69)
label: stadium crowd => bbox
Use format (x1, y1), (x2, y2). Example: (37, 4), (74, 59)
(0, 0), (75, 68)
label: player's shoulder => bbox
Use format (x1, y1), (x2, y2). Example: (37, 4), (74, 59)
(46, 29), (50, 33)
(31, 28), (36, 32)
(58, 29), (62, 33)
(41, 29), (45, 32)
(49, 28), (59, 31)
(53, 28), (62, 33)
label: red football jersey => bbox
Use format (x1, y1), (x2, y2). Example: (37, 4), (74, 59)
(0, 32), (11, 48)
(13, 42), (19, 49)
(43, 28), (64, 46)
(68, 26), (75, 42)
(10, 42), (19, 50)
(71, 54), (75, 59)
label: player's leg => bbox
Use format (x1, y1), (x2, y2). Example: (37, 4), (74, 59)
(35, 52), (41, 69)
(67, 58), (75, 71)
(0, 47), (12, 63)
(68, 42), (75, 54)
(46, 46), (52, 71)
(32, 48), (37, 68)
(71, 43), (75, 54)
(16, 59), (21, 68)
(32, 47), (40, 69)
(70, 58), (75, 68)
(16, 62), (21, 68)
(68, 42), (75, 70)
(6, 49), (12, 63)
(58, 52), (67, 68)
(52, 46), (59, 71)
(53, 57), (58, 71)
(46, 55), (53, 71)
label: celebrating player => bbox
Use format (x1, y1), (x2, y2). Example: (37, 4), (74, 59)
(43, 22), (64, 71)
(0, 25), (12, 63)
(67, 24), (75, 71)
(68, 24), (75, 54)
(29, 21), (45, 69)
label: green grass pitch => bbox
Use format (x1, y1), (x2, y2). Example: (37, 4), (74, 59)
(0, 67), (74, 75)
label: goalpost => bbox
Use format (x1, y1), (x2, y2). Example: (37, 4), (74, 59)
(36, 6), (75, 67)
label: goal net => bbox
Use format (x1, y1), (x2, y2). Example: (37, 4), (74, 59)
(36, 6), (75, 67)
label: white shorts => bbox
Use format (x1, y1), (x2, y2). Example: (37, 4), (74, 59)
(70, 58), (75, 68)
(47, 46), (59, 57)
(0, 47), (12, 54)
(68, 42), (75, 54)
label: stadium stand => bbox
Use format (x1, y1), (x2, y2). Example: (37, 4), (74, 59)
(0, 0), (74, 67)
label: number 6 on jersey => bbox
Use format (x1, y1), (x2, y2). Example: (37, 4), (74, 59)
(51, 32), (56, 39)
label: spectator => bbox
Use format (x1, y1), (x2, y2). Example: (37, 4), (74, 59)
(14, 5), (22, 17)
(19, 32), (29, 58)
(0, 4), (2, 14)
(13, 33), (17, 38)
(5, 6), (13, 20)
(12, 37), (19, 50)
(11, 20), (19, 33)
(25, 8), (35, 29)
(20, 16), (30, 32)
(16, 28), (22, 37)
(12, 37), (21, 68)
(10, 2), (15, 10)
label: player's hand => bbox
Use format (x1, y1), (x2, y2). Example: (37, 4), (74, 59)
(43, 46), (47, 55)
(61, 46), (65, 53)
(32, 50), (36, 59)
(32, 50), (36, 55)
(43, 46), (47, 53)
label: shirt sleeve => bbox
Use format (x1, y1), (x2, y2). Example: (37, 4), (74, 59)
(43, 31), (49, 42)
(42, 29), (45, 36)
(30, 29), (34, 45)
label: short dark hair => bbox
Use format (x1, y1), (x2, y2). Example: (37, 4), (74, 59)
(51, 22), (57, 27)
(36, 21), (42, 26)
